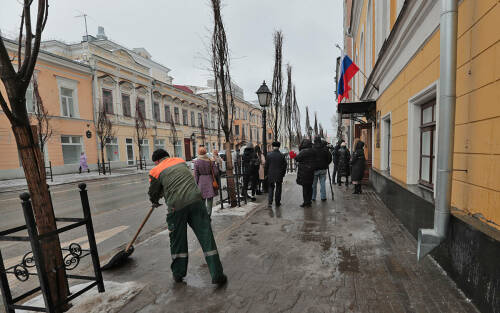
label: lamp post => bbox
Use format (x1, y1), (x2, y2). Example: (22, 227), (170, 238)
(256, 81), (272, 192)
(190, 133), (196, 160)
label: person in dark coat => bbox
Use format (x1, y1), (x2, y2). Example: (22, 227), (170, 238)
(312, 136), (333, 201)
(332, 139), (344, 183)
(295, 139), (316, 208)
(265, 141), (287, 207)
(241, 142), (259, 201)
(337, 142), (351, 186)
(351, 140), (366, 194)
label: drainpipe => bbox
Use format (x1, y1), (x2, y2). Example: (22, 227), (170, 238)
(417, 0), (458, 261)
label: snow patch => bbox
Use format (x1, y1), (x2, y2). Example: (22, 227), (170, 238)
(212, 202), (259, 216)
(19, 281), (143, 313)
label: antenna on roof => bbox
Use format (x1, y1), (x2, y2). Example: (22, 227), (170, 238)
(75, 10), (89, 42)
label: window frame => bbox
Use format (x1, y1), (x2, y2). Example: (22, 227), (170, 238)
(190, 111), (196, 127)
(182, 109), (188, 126)
(122, 93), (131, 117)
(61, 135), (83, 164)
(102, 89), (114, 114)
(136, 97), (146, 118)
(174, 107), (180, 124)
(165, 105), (171, 122)
(153, 101), (160, 122)
(105, 137), (120, 161)
(418, 100), (436, 188)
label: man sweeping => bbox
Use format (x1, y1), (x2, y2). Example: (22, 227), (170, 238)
(148, 149), (227, 285)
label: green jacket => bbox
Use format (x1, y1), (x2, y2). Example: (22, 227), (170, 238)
(148, 157), (202, 213)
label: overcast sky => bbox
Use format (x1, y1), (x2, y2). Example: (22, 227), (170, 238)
(1, 0), (343, 135)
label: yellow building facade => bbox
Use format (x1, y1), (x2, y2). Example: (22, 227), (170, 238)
(341, 2), (499, 310)
(0, 39), (97, 179)
(345, 0), (500, 230)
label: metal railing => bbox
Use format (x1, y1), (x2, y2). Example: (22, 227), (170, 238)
(45, 161), (53, 182)
(97, 160), (111, 175)
(0, 184), (104, 313)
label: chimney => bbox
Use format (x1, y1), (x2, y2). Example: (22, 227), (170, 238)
(96, 26), (107, 40)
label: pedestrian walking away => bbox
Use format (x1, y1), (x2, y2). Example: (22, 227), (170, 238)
(295, 139), (317, 208)
(194, 147), (219, 217)
(351, 140), (366, 194)
(265, 141), (287, 207)
(255, 145), (265, 195)
(311, 136), (332, 202)
(332, 139), (343, 183)
(79, 152), (89, 174)
(148, 149), (227, 285)
(241, 142), (259, 201)
(337, 141), (351, 186)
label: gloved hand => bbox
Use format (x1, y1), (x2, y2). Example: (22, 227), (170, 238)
(151, 202), (162, 208)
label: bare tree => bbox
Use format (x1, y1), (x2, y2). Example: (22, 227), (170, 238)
(31, 77), (52, 159)
(269, 30), (283, 142)
(305, 106), (312, 139)
(0, 1), (71, 308)
(210, 0), (237, 206)
(319, 123), (324, 138)
(169, 113), (179, 156)
(95, 102), (115, 174)
(283, 64), (293, 150)
(135, 99), (147, 170)
(292, 86), (302, 145)
(200, 114), (206, 147)
(314, 112), (318, 137)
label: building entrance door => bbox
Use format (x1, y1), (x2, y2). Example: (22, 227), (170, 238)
(184, 138), (192, 161)
(355, 123), (372, 183)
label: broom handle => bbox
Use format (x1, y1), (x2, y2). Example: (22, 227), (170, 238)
(126, 206), (155, 252)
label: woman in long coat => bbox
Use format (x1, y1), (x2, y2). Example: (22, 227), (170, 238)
(351, 140), (366, 194)
(79, 152), (89, 174)
(295, 139), (316, 208)
(255, 145), (265, 194)
(194, 147), (219, 216)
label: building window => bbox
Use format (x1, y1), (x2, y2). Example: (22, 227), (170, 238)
(419, 100), (436, 187)
(139, 139), (150, 160)
(26, 81), (35, 113)
(103, 89), (113, 114)
(182, 109), (188, 125)
(60, 87), (76, 118)
(105, 138), (120, 161)
(122, 94), (131, 117)
(174, 140), (182, 158)
(191, 111), (196, 127)
(198, 113), (203, 127)
(235, 125), (240, 136)
(211, 115), (215, 129)
(61, 135), (83, 164)
(165, 105), (171, 122)
(174, 107), (180, 124)
(268, 133), (272, 140)
(154, 139), (165, 151)
(136, 98), (146, 118)
(153, 102), (160, 122)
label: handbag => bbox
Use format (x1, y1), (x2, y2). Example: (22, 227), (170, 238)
(209, 160), (219, 191)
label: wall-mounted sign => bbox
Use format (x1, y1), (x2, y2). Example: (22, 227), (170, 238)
(86, 130), (92, 139)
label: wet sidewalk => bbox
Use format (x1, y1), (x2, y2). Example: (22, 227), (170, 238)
(102, 174), (478, 313)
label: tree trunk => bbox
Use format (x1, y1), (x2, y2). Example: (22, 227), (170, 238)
(224, 141), (237, 207)
(100, 142), (106, 175)
(13, 124), (69, 311)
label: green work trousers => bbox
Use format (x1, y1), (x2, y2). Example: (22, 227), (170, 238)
(166, 200), (224, 281)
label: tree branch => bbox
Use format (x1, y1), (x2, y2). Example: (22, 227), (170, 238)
(18, 10), (25, 72)
(0, 91), (15, 123)
(24, 0), (48, 84)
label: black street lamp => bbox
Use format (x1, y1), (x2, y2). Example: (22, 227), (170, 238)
(190, 133), (196, 160)
(256, 81), (272, 192)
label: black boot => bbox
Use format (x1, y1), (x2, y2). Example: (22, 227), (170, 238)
(358, 184), (362, 194)
(352, 185), (358, 194)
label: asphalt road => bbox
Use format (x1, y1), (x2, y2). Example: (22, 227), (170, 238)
(0, 173), (169, 272)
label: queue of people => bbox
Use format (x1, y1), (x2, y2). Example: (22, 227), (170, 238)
(145, 137), (364, 286)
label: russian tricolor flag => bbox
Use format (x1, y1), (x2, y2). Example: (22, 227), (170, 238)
(337, 55), (359, 103)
